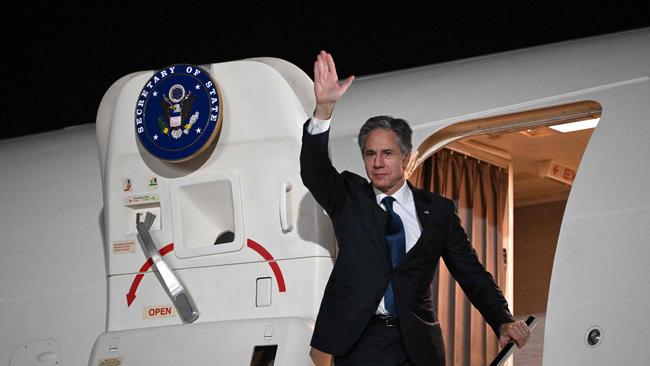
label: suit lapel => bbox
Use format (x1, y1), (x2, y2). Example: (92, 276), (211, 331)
(364, 183), (392, 266)
(396, 183), (435, 268)
(364, 183), (387, 234)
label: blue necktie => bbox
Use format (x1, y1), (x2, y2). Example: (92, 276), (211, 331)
(382, 196), (406, 318)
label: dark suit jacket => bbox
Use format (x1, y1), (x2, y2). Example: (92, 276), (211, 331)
(300, 120), (514, 366)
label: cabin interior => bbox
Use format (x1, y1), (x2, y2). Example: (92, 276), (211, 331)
(408, 100), (599, 365)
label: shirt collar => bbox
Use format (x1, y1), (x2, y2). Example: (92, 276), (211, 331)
(373, 180), (412, 208)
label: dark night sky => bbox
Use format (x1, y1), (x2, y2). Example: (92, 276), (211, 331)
(3, 2), (649, 140)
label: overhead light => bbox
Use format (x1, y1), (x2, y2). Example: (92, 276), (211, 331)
(549, 118), (599, 133)
(520, 126), (556, 137)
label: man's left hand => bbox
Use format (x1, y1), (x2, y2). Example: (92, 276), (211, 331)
(499, 321), (531, 348)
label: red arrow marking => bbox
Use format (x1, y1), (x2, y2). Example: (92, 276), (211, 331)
(126, 243), (174, 306)
(247, 239), (286, 292)
(552, 164), (560, 175)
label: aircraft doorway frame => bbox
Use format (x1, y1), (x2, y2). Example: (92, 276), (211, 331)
(407, 100), (601, 364)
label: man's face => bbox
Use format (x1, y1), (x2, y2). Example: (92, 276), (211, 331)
(363, 128), (410, 195)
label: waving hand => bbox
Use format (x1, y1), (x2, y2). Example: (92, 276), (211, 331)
(313, 50), (354, 119)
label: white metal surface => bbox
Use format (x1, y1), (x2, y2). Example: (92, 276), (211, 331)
(94, 57), (336, 364)
(0, 126), (106, 366)
(89, 317), (314, 365)
(543, 81), (650, 365)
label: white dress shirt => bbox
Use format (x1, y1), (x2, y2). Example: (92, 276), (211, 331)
(307, 116), (423, 315)
(307, 115), (332, 134)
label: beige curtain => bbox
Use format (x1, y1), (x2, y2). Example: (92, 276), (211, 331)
(409, 148), (508, 366)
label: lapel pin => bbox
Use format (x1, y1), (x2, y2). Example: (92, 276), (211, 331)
(423, 210), (430, 214)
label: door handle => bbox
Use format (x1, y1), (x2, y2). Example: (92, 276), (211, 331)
(280, 182), (293, 233)
(136, 212), (199, 323)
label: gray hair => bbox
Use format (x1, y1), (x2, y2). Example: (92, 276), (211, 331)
(358, 115), (412, 155)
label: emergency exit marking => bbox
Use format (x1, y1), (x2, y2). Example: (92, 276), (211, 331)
(538, 160), (576, 186)
(143, 305), (176, 319)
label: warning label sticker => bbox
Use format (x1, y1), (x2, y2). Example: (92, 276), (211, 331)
(143, 305), (176, 319)
(148, 176), (159, 189)
(125, 193), (160, 206)
(112, 241), (136, 254)
(98, 356), (122, 366)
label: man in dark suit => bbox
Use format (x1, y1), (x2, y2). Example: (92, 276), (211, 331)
(301, 51), (530, 366)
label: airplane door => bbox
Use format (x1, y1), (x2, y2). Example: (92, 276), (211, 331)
(0, 126), (106, 366)
(544, 80), (650, 364)
(89, 59), (335, 366)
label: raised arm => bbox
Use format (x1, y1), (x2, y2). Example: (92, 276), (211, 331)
(300, 51), (355, 217)
(313, 50), (354, 119)
(305, 51), (354, 366)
